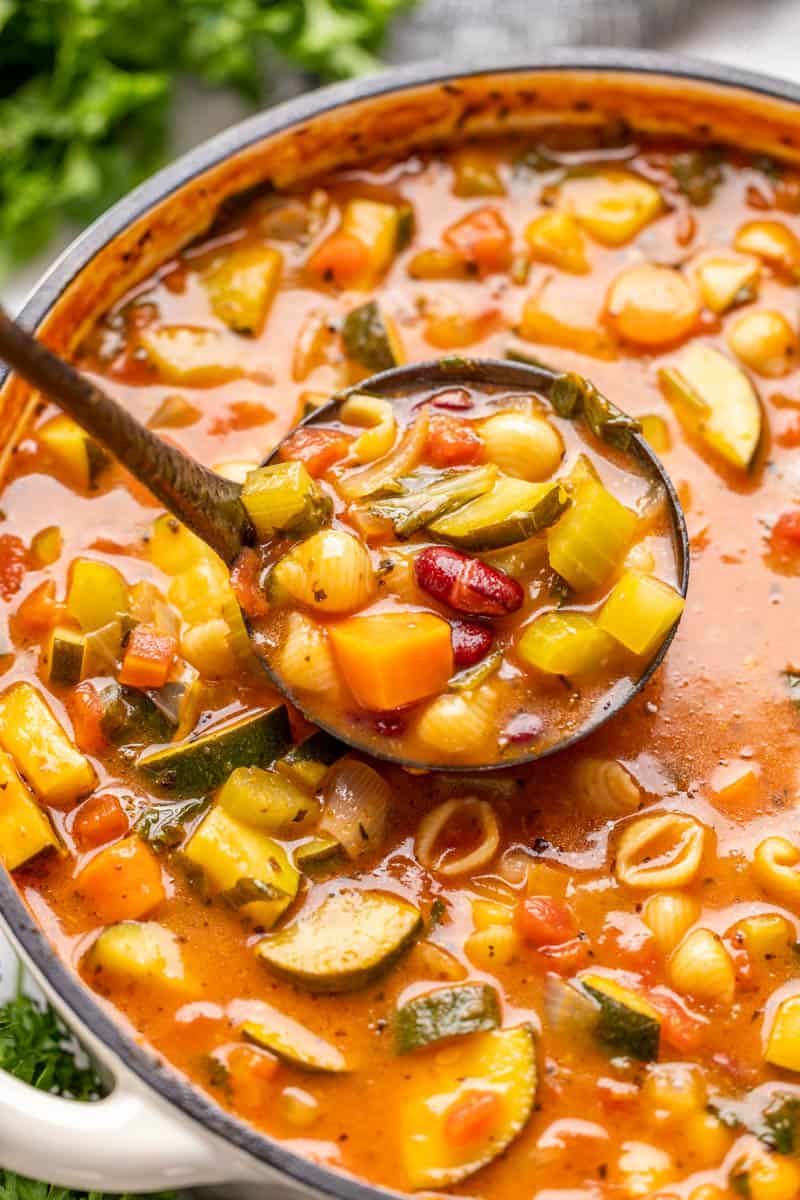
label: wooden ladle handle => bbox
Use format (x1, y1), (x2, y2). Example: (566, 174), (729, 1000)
(0, 307), (251, 565)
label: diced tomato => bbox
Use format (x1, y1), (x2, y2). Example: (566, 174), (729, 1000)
(443, 1089), (503, 1147)
(230, 548), (269, 620)
(72, 794), (129, 851)
(534, 936), (592, 975)
(426, 414), (484, 467)
(118, 626), (177, 689)
(226, 1044), (280, 1114)
(279, 426), (352, 477)
(307, 232), (370, 288)
(516, 896), (578, 946)
(75, 834), (166, 922)
(647, 987), (707, 1053)
(444, 207), (512, 275)
(596, 1076), (640, 1115)
(0, 534), (27, 601)
(15, 579), (65, 636)
(771, 510), (800, 553)
(209, 401), (273, 436)
(66, 681), (107, 755)
(600, 912), (659, 979)
(777, 417), (800, 448)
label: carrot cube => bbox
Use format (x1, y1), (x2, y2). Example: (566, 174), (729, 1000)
(329, 612), (453, 712)
(119, 626), (177, 689)
(76, 834), (166, 922)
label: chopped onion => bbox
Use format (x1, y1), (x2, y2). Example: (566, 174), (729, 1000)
(318, 757), (390, 859)
(543, 975), (600, 1040)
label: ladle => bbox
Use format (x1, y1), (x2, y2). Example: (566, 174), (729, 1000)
(0, 306), (689, 770)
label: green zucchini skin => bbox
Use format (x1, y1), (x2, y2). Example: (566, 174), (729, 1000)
(137, 704), (291, 797)
(48, 628), (85, 686)
(342, 300), (399, 372)
(241, 1014), (348, 1073)
(580, 980), (661, 1062)
(99, 681), (175, 748)
(293, 834), (341, 868)
(428, 478), (570, 551)
(257, 888), (422, 993)
(394, 983), (501, 1054)
(277, 730), (344, 791)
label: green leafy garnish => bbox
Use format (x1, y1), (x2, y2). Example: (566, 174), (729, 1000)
(0, 0), (414, 275)
(368, 464), (497, 537)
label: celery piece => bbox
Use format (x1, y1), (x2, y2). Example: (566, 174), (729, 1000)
(241, 461), (332, 540)
(517, 611), (615, 677)
(369, 464), (497, 538)
(597, 570), (685, 656)
(547, 478), (636, 592)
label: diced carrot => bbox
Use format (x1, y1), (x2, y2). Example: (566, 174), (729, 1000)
(72, 794), (129, 851)
(771, 510), (800, 553)
(230, 548), (270, 620)
(0, 534), (27, 601)
(279, 427), (352, 477)
(66, 681), (107, 756)
(516, 896), (577, 946)
(426, 414), (484, 467)
(226, 1044), (280, 1114)
(75, 834), (166, 922)
(15, 579), (65, 635)
(307, 232), (370, 288)
(777, 417), (800, 448)
(328, 611), (453, 711)
(443, 1089), (503, 1147)
(444, 207), (512, 275)
(709, 758), (761, 816)
(118, 626), (177, 689)
(209, 401), (273, 436)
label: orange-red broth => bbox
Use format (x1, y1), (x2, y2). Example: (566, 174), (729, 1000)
(0, 129), (799, 1200)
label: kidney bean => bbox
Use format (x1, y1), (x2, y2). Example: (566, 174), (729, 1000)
(414, 546), (523, 617)
(504, 712), (545, 744)
(450, 619), (494, 667)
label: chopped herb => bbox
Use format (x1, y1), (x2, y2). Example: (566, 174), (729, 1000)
(135, 796), (209, 850)
(428, 898), (447, 928)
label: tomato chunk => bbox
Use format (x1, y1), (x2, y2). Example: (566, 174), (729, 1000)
(15, 579), (64, 635)
(426, 414), (484, 467)
(118, 626), (176, 689)
(515, 896), (578, 946)
(443, 1089), (503, 1147)
(444, 207), (512, 275)
(231, 548), (269, 620)
(279, 426), (352, 477)
(66, 681), (107, 756)
(0, 534), (27, 601)
(307, 232), (370, 288)
(771, 510), (800, 553)
(72, 794), (129, 851)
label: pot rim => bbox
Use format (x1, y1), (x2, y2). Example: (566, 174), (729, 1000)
(2, 48), (800, 1200)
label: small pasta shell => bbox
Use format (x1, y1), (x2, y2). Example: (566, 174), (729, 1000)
(573, 757), (642, 819)
(642, 892), (700, 954)
(277, 612), (341, 696)
(338, 395), (397, 463)
(614, 812), (706, 890)
(275, 529), (375, 614)
(752, 836), (800, 908)
(415, 797), (501, 877)
(480, 411), (564, 481)
(415, 684), (498, 757)
(669, 928), (735, 1004)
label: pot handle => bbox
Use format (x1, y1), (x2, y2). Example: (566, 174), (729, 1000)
(0, 1061), (258, 1192)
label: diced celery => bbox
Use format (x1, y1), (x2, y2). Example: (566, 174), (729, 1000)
(597, 570), (685, 656)
(148, 513), (222, 575)
(241, 461), (331, 539)
(547, 478), (637, 592)
(183, 804), (299, 928)
(203, 244), (282, 336)
(0, 748), (60, 870)
(218, 766), (317, 833)
(66, 559), (129, 632)
(0, 683), (95, 807)
(517, 611), (615, 677)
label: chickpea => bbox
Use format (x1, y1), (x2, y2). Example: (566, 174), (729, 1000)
(606, 264), (699, 347)
(727, 309), (797, 377)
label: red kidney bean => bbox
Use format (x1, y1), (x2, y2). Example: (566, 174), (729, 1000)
(412, 387), (473, 411)
(349, 708), (409, 736)
(414, 546), (523, 617)
(450, 619), (494, 668)
(504, 712), (545, 745)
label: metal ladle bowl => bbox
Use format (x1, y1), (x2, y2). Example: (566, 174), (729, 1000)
(0, 309), (688, 772)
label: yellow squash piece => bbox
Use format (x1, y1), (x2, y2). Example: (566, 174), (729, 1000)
(524, 210), (588, 274)
(597, 570), (685, 656)
(148, 513), (223, 575)
(559, 169), (663, 246)
(659, 342), (762, 470)
(36, 415), (108, 491)
(0, 748), (59, 870)
(765, 994), (800, 1072)
(140, 325), (246, 386)
(518, 611), (616, 678)
(85, 921), (187, 990)
(203, 244), (282, 336)
(402, 1026), (536, 1190)
(340, 199), (400, 288)
(0, 683), (95, 808)
(547, 478), (637, 592)
(66, 559), (129, 632)
(183, 804), (299, 929)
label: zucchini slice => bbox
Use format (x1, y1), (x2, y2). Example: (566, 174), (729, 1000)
(276, 731), (345, 792)
(0, 748), (60, 871)
(137, 705), (291, 797)
(47, 627), (86, 687)
(0, 683), (96, 808)
(577, 973), (661, 1061)
(293, 834), (341, 868)
(85, 921), (187, 989)
(395, 983), (501, 1054)
(342, 300), (404, 372)
(659, 342), (762, 470)
(257, 889), (422, 992)
(402, 1026), (536, 1190)
(428, 477), (569, 551)
(241, 1009), (348, 1072)
(184, 804), (299, 929)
